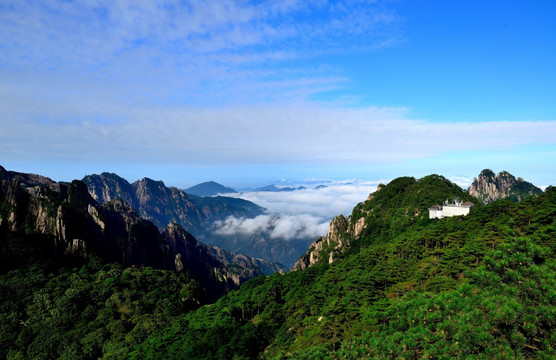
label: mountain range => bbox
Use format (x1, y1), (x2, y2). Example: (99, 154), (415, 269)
(0, 166), (282, 300)
(82, 173), (316, 267)
(131, 173), (554, 359)
(1, 166), (553, 359)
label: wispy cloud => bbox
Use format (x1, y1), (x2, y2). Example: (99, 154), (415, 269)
(0, 0), (401, 105)
(230, 181), (381, 218)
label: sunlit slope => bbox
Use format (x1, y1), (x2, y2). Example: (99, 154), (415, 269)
(133, 176), (555, 359)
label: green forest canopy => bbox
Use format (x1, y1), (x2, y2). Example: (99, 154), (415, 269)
(1, 175), (554, 359)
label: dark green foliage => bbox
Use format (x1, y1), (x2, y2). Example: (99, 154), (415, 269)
(290, 237), (555, 359)
(0, 245), (203, 360)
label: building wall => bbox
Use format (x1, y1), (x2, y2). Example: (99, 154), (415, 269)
(429, 205), (471, 219)
(429, 209), (441, 219)
(442, 205), (471, 217)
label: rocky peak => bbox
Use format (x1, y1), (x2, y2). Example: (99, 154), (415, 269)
(468, 169), (542, 204)
(0, 165), (57, 188)
(82, 172), (136, 207)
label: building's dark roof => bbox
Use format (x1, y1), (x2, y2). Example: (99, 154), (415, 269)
(461, 202), (474, 208)
(428, 205), (442, 210)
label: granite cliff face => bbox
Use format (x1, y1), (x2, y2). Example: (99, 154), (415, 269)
(82, 173), (264, 240)
(292, 187), (383, 271)
(0, 167), (282, 300)
(468, 169), (542, 204)
(292, 214), (351, 270)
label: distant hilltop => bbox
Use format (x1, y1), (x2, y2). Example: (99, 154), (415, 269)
(184, 181), (237, 196)
(255, 184), (307, 192)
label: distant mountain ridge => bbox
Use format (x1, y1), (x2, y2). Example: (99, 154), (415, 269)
(185, 181), (237, 196)
(0, 166), (283, 300)
(82, 172), (264, 241)
(0, 165), (60, 188)
(82, 173), (314, 267)
(468, 169), (543, 204)
(255, 184), (307, 192)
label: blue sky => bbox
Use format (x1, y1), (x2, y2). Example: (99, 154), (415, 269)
(1, 0), (555, 188)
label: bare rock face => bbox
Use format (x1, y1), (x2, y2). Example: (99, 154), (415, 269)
(82, 173), (263, 241)
(83, 172), (137, 207)
(353, 217), (367, 238)
(65, 239), (87, 259)
(468, 169), (542, 204)
(292, 215), (350, 271)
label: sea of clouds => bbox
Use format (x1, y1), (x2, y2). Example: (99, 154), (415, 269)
(212, 181), (382, 241)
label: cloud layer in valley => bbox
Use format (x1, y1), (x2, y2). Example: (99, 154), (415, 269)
(213, 181), (380, 241)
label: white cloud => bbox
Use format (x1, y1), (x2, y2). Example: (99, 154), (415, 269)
(0, 0), (401, 105)
(212, 181), (380, 241)
(213, 213), (330, 241)
(2, 100), (556, 167)
(448, 176), (474, 189)
(231, 181), (380, 218)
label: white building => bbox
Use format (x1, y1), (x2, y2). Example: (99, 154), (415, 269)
(428, 200), (473, 219)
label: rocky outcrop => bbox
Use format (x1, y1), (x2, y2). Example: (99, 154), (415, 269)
(292, 215), (350, 271)
(83, 172), (137, 207)
(1, 167), (283, 300)
(468, 169), (543, 204)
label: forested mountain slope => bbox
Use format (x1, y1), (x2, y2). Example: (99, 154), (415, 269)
(0, 166), (286, 359)
(295, 175), (479, 270)
(132, 175), (555, 359)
